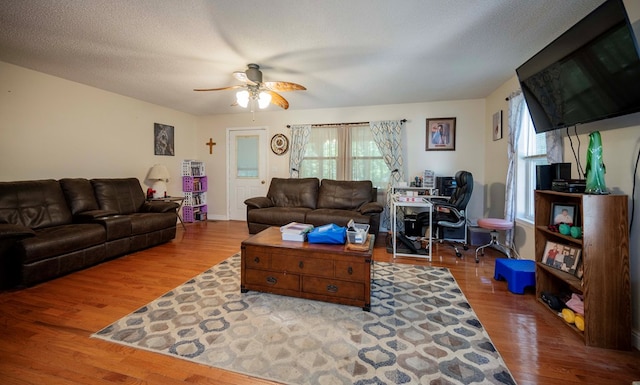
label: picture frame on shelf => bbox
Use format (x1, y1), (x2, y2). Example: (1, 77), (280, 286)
(542, 241), (582, 276)
(550, 203), (578, 225)
(425, 117), (456, 151)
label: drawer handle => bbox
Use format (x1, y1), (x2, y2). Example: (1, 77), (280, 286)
(347, 266), (353, 275)
(327, 284), (338, 293)
(254, 257), (260, 264)
(299, 261), (304, 269)
(266, 276), (278, 285)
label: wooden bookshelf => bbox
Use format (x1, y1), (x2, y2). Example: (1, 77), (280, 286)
(534, 190), (631, 350)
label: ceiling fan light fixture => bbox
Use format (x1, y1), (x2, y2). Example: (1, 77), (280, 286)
(236, 90), (250, 108)
(258, 91), (272, 109)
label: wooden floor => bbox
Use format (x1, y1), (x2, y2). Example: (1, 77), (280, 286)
(1, 220), (638, 385)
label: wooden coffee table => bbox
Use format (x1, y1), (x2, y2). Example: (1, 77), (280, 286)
(241, 227), (374, 310)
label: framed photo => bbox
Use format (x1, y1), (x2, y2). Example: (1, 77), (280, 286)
(154, 123), (175, 156)
(493, 110), (503, 141)
(550, 203), (578, 225)
(426, 117), (456, 151)
(542, 241), (582, 276)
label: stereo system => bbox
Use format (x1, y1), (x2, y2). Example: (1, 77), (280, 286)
(536, 162), (586, 193)
(536, 163), (570, 190)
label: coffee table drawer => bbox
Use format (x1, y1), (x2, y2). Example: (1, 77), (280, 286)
(271, 255), (333, 277)
(302, 276), (364, 300)
(244, 268), (299, 291)
(334, 260), (366, 280)
(244, 251), (272, 269)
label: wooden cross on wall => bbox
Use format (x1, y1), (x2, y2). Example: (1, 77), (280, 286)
(206, 138), (216, 154)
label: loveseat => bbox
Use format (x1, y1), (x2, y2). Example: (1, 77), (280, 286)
(244, 178), (383, 237)
(0, 178), (178, 289)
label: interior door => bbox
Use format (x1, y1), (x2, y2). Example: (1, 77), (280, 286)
(228, 128), (268, 220)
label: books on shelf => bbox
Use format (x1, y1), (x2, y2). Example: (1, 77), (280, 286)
(280, 222), (314, 241)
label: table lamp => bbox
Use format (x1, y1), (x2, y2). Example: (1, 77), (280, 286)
(148, 164), (170, 198)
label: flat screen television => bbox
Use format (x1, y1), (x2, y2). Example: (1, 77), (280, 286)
(516, 0), (640, 134)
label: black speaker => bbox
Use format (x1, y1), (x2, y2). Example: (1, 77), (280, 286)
(536, 165), (552, 190)
(404, 214), (422, 237)
(436, 176), (456, 196)
(551, 162), (571, 181)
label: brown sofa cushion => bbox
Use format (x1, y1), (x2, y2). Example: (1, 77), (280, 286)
(59, 178), (100, 215)
(0, 180), (73, 229)
(19, 223), (106, 263)
(92, 178), (146, 214)
(268, 177), (319, 208)
(317, 179), (373, 210)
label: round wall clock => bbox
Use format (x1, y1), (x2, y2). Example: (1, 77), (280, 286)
(270, 133), (289, 155)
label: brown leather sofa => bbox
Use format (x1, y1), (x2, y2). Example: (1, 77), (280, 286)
(0, 178), (178, 289)
(244, 178), (383, 237)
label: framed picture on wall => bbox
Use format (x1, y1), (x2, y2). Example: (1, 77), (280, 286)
(154, 123), (175, 156)
(426, 117), (456, 151)
(493, 110), (503, 141)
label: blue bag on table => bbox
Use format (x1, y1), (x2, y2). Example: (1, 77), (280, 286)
(307, 223), (346, 244)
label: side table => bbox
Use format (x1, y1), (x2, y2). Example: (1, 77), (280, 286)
(148, 196), (186, 230)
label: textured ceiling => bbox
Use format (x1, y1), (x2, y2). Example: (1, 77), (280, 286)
(0, 0), (605, 116)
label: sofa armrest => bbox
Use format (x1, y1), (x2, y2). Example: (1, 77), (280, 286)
(0, 223), (36, 240)
(244, 197), (273, 209)
(359, 201), (384, 215)
(74, 209), (120, 222)
(141, 201), (179, 213)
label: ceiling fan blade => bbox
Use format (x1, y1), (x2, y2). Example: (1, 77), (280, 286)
(264, 81), (306, 92)
(193, 85), (244, 92)
(266, 91), (289, 110)
(233, 71), (257, 85)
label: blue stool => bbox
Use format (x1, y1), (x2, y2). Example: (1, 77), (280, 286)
(494, 259), (535, 294)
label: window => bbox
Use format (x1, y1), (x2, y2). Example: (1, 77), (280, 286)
(299, 124), (387, 188)
(516, 107), (547, 222)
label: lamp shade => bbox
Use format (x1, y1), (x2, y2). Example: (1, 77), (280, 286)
(148, 164), (170, 198)
(258, 91), (272, 109)
(236, 90), (250, 108)
(148, 164), (170, 181)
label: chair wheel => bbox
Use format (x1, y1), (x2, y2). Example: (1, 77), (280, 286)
(463, 245), (468, 250)
(475, 259), (479, 263)
(456, 252), (462, 258)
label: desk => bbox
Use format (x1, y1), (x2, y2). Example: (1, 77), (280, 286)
(148, 196), (186, 230)
(391, 197), (432, 260)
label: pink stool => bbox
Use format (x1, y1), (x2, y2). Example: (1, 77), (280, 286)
(475, 218), (514, 263)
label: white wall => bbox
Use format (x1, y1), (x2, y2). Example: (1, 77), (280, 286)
(0, 61), (198, 193)
(195, 99), (486, 223)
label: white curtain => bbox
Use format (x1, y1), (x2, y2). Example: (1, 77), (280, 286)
(505, 92), (524, 255)
(546, 129), (563, 164)
(369, 120), (405, 230)
(288, 124), (311, 177)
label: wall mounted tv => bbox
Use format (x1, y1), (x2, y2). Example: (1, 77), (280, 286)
(516, 0), (640, 134)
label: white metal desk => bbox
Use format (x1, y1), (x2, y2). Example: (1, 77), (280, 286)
(391, 197), (433, 260)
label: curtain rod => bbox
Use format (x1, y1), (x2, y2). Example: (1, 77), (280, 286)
(287, 119), (406, 128)
(505, 90), (522, 101)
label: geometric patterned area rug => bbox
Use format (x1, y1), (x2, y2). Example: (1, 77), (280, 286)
(93, 253), (516, 385)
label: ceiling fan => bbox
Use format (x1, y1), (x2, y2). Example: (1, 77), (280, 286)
(194, 63), (306, 110)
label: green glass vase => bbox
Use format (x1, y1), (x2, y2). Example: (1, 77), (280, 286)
(585, 131), (608, 194)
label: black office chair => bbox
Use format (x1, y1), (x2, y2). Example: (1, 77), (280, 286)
(418, 170), (473, 257)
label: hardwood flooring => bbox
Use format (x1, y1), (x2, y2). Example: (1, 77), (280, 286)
(1, 220), (638, 384)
